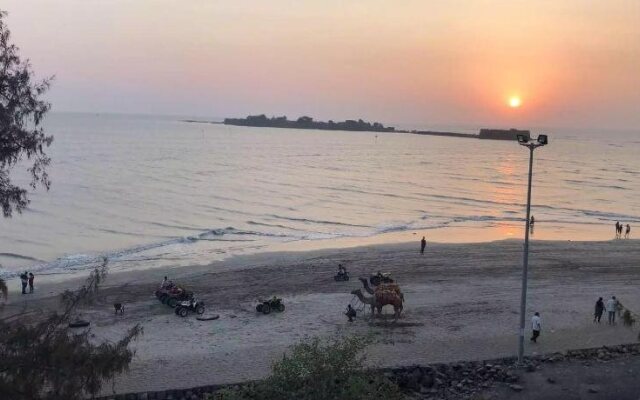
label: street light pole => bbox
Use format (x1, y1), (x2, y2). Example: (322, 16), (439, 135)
(516, 134), (548, 363)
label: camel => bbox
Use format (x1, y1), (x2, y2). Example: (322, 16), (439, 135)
(351, 288), (403, 320)
(358, 277), (404, 303)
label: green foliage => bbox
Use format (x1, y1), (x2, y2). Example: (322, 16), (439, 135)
(0, 9), (54, 217)
(214, 336), (404, 400)
(0, 259), (142, 399)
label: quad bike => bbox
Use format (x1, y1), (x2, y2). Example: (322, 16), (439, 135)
(369, 272), (394, 286)
(334, 271), (350, 281)
(175, 297), (206, 317)
(256, 297), (285, 314)
(155, 286), (193, 308)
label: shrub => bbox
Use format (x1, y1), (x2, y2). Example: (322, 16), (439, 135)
(214, 336), (404, 400)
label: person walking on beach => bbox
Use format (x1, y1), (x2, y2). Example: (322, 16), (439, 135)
(420, 236), (426, 254)
(594, 297), (604, 323)
(625, 224), (631, 239)
(606, 296), (618, 325)
(530, 312), (541, 343)
(28, 272), (34, 293)
(615, 221), (620, 238)
(19, 271), (28, 294)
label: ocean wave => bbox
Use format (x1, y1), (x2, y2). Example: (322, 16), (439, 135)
(267, 214), (371, 228)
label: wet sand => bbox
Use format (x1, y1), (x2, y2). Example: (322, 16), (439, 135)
(2, 239), (639, 395)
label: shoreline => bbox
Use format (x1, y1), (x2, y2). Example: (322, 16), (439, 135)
(2, 238), (639, 394)
(0, 219), (626, 285)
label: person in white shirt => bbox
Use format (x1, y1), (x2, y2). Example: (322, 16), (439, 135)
(606, 296), (618, 325)
(161, 276), (168, 289)
(530, 312), (541, 343)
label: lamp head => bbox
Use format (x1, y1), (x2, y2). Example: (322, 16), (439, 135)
(537, 135), (548, 145)
(517, 134), (529, 144)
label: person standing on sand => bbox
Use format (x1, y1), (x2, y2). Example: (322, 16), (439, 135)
(420, 236), (426, 255)
(594, 297), (604, 323)
(606, 296), (618, 325)
(615, 221), (621, 238)
(625, 224), (631, 239)
(530, 312), (541, 343)
(19, 271), (28, 294)
(28, 272), (34, 293)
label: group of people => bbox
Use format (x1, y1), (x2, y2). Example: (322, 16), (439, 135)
(615, 221), (631, 239)
(594, 296), (623, 325)
(19, 271), (35, 294)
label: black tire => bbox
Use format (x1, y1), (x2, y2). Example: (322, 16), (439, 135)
(196, 305), (205, 315)
(256, 304), (263, 313)
(155, 290), (162, 298)
(69, 320), (90, 328)
(167, 297), (178, 308)
(276, 303), (285, 312)
(178, 307), (188, 317)
(262, 303), (271, 314)
(334, 275), (340, 281)
(159, 294), (169, 304)
(175, 306), (181, 315)
(344, 275), (349, 281)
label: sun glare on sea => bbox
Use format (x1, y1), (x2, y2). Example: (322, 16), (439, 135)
(509, 96), (522, 108)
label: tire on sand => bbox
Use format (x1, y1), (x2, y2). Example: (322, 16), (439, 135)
(256, 304), (263, 313)
(167, 297), (178, 308)
(159, 294), (169, 304)
(177, 307), (188, 317)
(261, 303), (271, 314)
(196, 305), (205, 315)
(276, 303), (285, 312)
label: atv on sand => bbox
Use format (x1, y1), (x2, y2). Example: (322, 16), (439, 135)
(174, 297), (205, 317)
(256, 297), (285, 314)
(334, 271), (350, 281)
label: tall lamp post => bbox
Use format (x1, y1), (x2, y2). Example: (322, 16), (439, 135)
(516, 133), (548, 363)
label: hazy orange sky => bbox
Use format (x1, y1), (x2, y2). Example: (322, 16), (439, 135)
(3, 1), (639, 129)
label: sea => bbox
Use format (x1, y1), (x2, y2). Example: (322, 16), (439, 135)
(1, 113), (638, 279)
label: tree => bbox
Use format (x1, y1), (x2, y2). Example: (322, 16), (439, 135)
(0, 259), (143, 399)
(214, 336), (404, 400)
(0, 9), (54, 218)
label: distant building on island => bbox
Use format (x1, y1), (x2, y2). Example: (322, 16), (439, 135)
(478, 128), (530, 141)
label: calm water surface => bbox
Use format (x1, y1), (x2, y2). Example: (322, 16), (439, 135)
(1, 113), (638, 277)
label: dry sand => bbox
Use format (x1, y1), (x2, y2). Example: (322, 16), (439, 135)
(2, 239), (639, 395)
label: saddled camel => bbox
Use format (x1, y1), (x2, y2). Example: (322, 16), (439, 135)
(351, 288), (403, 320)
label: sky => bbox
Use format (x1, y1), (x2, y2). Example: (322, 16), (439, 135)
(3, 0), (640, 130)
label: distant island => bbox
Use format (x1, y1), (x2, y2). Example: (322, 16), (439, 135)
(223, 114), (395, 132)
(184, 115), (531, 141)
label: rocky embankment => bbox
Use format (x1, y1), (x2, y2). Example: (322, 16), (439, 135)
(98, 342), (640, 400)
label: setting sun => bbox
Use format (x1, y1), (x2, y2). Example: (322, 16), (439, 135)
(509, 96), (522, 108)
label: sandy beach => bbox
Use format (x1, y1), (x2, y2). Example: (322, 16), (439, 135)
(2, 238), (639, 395)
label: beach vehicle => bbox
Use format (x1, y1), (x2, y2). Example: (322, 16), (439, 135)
(334, 271), (350, 281)
(174, 297), (205, 317)
(369, 272), (394, 287)
(155, 286), (194, 308)
(256, 297), (285, 314)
